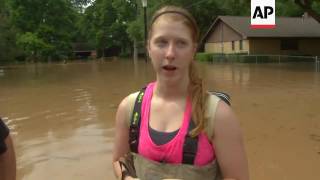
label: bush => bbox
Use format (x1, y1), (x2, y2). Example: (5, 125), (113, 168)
(196, 53), (212, 62)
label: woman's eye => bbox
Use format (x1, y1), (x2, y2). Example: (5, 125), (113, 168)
(155, 40), (167, 47)
(177, 40), (187, 47)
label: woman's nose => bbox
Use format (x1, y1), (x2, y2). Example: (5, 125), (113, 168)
(165, 43), (176, 60)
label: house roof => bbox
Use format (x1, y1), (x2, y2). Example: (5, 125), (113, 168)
(203, 16), (320, 40)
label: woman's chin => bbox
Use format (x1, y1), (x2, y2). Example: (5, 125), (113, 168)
(158, 75), (182, 85)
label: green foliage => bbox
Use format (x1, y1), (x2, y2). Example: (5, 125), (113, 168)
(276, 0), (303, 16)
(0, 0), (17, 62)
(127, 0), (250, 43)
(80, 0), (131, 57)
(196, 53), (213, 62)
(311, 1), (320, 13)
(1, 0), (320, 62)
(217, 0), (250, 16)
(71, 0), (92, 12)
(127, 19), (143, 42)
(16, 32), (53, 60)
(7, 0), (77, 61)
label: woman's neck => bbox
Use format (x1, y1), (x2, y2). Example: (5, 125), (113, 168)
(154, 77), (189, 100)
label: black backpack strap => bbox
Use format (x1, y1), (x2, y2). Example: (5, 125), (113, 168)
(182, 120), (198, 164)
(129, 87), (146, 153)
(209, 91), (231, 106)
(182, 91), (231, 164)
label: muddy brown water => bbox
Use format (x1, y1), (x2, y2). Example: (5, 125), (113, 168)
(0, 60), (319, 180)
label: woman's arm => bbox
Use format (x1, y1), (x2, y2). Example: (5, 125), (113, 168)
(112, 96), (131, 179)
(0, 135), (16, 180)
(213, 101), (249, 180)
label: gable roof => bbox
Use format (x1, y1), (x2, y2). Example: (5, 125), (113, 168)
(203, 16), (320, 41)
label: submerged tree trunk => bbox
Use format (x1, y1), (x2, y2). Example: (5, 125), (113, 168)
(133, 38), (138, 65)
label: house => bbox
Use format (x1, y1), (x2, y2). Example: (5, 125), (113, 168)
(72, 43), (96, 59)
(72, 43), (121, 59)
(201, 16), (320, 56)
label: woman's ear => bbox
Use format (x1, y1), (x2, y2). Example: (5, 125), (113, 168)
(147, 39), (152, 56)
(193, 43), (198, 53)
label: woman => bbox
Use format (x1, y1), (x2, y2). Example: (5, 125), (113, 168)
(113, 5), (249, 180)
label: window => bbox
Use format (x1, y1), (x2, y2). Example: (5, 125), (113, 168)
(232, 41), (235, 51)
(239, 40), (243, 50)
(281, 39), (298, 50)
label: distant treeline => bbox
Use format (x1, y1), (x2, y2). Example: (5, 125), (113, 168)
(0, 0), (319, 62)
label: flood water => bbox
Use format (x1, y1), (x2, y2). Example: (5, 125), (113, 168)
(0, 60), (319, 180)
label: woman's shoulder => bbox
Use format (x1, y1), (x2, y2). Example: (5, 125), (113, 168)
(214, 100), (242, 139)
(205, 92), (240, 139)
(206, 92), (233, 125)
(204, 94), (221, 138)
(116, 91), (140, 127)
(127, 91), (140, 101)
(119, 91), (140, 108)
(215, 100), (233, 118)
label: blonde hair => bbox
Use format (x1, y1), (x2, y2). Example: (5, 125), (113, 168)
(149, 5), (209, 137)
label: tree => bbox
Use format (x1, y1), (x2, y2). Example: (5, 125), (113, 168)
(112, 0), (138, 56)
(7, 0), (78, 61)
(3, 0), (318, 62)
(16, 32), (53, 61)
(0, 0), (18, 62)
(126, 0), (249, 44)
(80, 0), (116, 57)
(294, 0), (320, 22)
(276, 0), (304, 16)
(80, 0), (138, 57)
(71, 0), (92, 12)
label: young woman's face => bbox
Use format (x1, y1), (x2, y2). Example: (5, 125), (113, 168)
(148, 17), (197, 83)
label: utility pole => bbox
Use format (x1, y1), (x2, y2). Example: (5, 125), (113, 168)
(142, 0), (148, 63)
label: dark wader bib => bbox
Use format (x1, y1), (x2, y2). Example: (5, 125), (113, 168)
(133, 152), (222, 180)
(125, 88), (230, 180)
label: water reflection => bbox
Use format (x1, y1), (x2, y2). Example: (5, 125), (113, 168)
(0, 68), (4, 77)
(0, 60), (319, 180)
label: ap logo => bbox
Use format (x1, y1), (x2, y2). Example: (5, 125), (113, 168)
(251, 0), (276, 29)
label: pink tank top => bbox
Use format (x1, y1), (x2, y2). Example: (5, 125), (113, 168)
(138, 82), (216, 166)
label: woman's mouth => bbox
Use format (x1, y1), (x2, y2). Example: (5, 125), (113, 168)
(162, 65), (177, 71)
